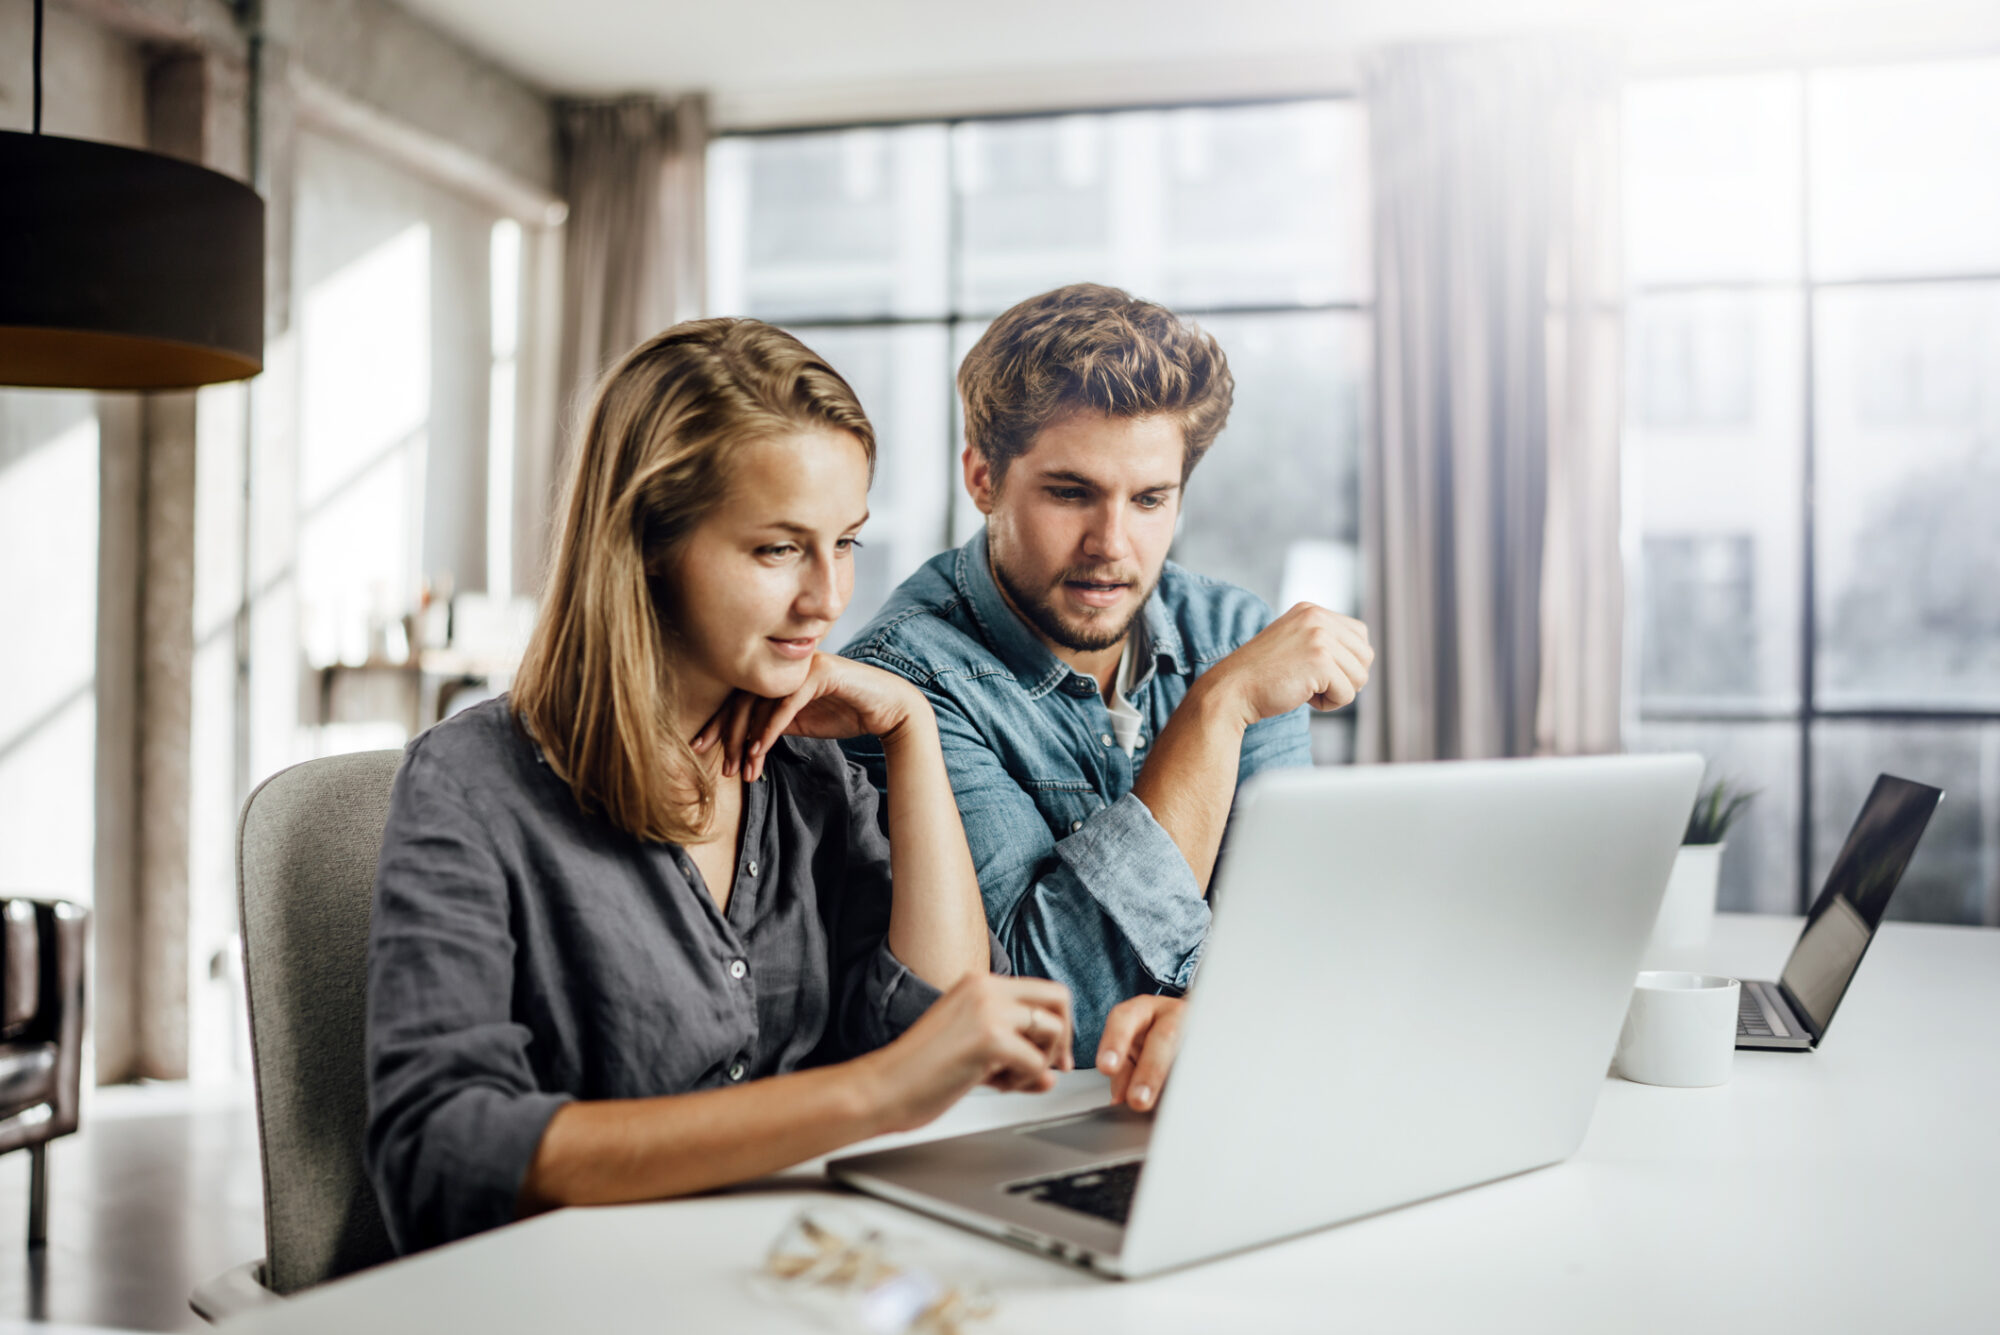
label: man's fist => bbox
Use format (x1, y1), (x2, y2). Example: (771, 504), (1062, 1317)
(1200, 603), (1373, 728)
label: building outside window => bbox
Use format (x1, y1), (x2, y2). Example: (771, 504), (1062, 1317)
(1624, 58), (2000, 926)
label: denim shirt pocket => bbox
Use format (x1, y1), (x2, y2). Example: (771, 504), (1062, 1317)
(1023, 778), (1104, 841)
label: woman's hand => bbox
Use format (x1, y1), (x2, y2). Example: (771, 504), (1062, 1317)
(693, 653), (926, 780)
(1096, 994), (1187, 1112)
(859, 974), (1076, 1133)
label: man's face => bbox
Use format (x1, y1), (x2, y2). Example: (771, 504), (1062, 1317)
(967, 412), (1184, 656)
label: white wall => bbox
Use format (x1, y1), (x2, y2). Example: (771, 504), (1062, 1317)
(278, 127), (504, 730)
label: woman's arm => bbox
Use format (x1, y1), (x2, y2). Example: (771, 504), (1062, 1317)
(701, 654), (992, 989)
(519, 971), (1074, 1211)
(367, 749), (573, 1252)
(518, 1062), (879, 1211)
(873, 707), (992, 988)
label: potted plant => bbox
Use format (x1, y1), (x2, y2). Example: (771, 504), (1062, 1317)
(1647, 778), (1757, 959)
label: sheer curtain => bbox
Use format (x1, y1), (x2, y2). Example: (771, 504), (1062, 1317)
(522, 95), (705, 586)
(1359, 40), (1624, 763)
(554, 94), (707, 423)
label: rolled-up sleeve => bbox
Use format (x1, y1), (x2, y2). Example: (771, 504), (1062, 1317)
(364, 747), (571, 1254)
(1239, 703), (1313, 776)
(824, 757), (1009, 1059)
(1046, 790), (1208, 986)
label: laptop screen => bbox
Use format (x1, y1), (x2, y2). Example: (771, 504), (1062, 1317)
(1779, 773), (1943, 1035)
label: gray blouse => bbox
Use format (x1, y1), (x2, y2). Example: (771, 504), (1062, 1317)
(363, 697), (997, 1254)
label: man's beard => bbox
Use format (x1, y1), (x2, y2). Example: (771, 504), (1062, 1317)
(993, 555), (1157, 654)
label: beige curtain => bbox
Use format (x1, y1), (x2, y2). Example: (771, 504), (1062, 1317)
(1535, 75), (1625, 757)
(554, 94), (708, 427)
(1359, 40), (1624, 763)
(523, 95), (705, 590)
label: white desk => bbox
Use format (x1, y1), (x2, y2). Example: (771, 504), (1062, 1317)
(224, 915), (2000, 1334)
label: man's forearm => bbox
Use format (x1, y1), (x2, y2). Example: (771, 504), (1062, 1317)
(1128, 677), (1248, 893)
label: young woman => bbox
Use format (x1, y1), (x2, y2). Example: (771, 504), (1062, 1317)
(363, 319), (1176, 1255)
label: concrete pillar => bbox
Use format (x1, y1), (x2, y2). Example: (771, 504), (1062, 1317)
(133, 388), (195, 1079)
(93, 392), (144, 1083)
(131, 47), (253, 1080)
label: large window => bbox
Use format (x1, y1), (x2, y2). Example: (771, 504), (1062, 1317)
(288, 128), (524, 758)
(1625, 60), (2000, 925)
(708, 101), (1371, 760)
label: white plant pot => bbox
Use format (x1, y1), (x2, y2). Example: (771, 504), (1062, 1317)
(1646, 843), (1723, 965)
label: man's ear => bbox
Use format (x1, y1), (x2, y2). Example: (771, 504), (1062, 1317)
(962, 446), (999, 517)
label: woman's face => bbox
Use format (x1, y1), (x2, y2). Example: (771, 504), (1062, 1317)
(667, 428), (871, 711)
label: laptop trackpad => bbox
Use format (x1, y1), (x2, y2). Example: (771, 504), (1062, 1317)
(1018, 1106), (1152, 1155)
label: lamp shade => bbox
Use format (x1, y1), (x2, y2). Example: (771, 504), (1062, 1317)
(0, 129), (265, 389)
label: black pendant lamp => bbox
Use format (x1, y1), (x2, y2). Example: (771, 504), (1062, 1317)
(0, 0), (264, 389)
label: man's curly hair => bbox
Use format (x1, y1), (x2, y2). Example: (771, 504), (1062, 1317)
(957, 283), (1234, 484)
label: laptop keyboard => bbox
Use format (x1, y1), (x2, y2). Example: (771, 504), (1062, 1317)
(1007, 1158), (1143, 1226)
(1738, 988), (1774, 1038)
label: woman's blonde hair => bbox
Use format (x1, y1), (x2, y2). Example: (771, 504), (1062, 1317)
(512, 318), (875, 845)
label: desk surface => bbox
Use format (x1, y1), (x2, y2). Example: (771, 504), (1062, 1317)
(224, 915), (2000, 1334)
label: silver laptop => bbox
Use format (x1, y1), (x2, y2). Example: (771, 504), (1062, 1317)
(1735, 773), (1943, 1051)
(830, 753), (1703, 1278)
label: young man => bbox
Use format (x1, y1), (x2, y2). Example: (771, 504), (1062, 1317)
(842, 284), (1373, 1057)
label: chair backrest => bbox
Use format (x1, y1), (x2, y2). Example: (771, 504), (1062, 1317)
(237, 749), (403, 1294)
(1, 899), (40, 1039)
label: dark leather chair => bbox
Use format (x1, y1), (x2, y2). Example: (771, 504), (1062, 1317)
(0, 897), (88, 1247)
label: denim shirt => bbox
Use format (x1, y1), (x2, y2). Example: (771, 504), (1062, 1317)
(841, 530), (1311, 1056)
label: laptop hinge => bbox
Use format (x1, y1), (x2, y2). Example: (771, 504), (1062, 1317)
(1775, 979), (1823, 1044)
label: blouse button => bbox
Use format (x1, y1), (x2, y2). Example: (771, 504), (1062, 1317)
(1100, 733), (1114, 746)
(1070, 820), (1083, 832)
(728, 958), (748, 980)
(727, 1061), (746, 1082)
(748, 861), (759, 877)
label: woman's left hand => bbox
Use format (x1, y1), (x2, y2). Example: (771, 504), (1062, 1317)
(1095, 994), (1188, 1112)
(694, 654), (926, 781)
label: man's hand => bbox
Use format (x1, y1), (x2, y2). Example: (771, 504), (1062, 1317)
(1197, 602), (1373, 729)
(1095, 994), (1187, 1112)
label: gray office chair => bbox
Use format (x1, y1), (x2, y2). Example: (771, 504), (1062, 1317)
(192, 750), (404, 1322)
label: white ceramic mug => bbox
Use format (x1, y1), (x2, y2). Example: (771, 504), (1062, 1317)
(1614, 971), (1739, 1088)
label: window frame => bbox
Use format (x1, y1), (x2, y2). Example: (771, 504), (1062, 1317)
(1627, 64), (2000, 918)
(711, 94), (1374, 722)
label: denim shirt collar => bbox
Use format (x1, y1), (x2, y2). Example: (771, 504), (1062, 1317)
(953, 529), (1189, 701)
